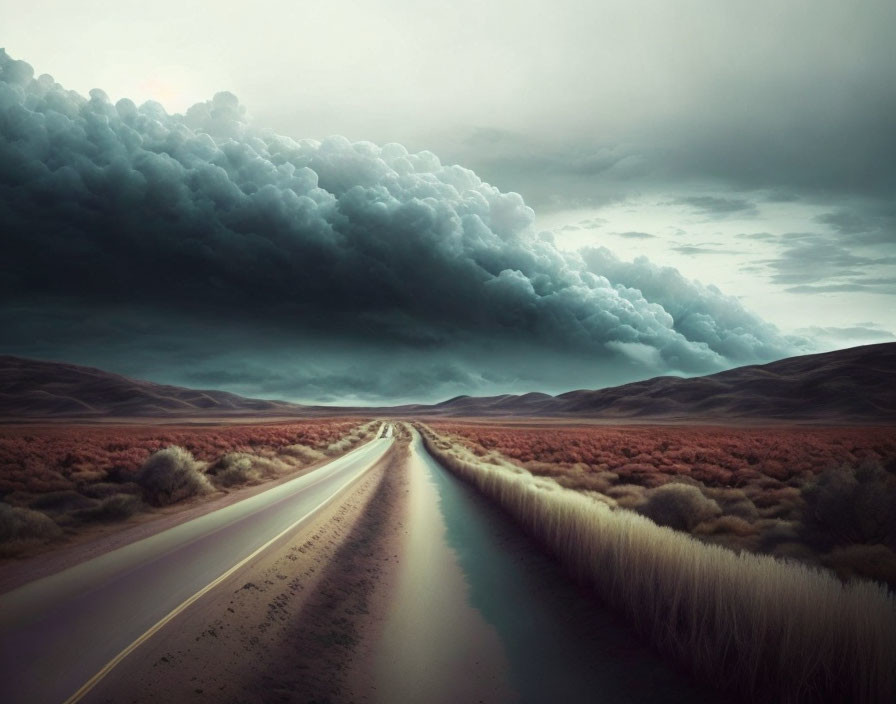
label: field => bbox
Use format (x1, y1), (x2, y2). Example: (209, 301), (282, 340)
(429, 422), (896, 587)
(0, 420), (373, 554)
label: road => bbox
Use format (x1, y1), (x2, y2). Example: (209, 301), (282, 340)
(0, 430), (394, 704)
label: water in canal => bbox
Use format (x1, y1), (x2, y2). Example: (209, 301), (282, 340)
(375, 431), (720, 703)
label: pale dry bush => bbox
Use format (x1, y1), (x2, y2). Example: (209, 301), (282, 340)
(325, 421), (378, 455)
(419, 425), (896, 704)
(136, 446), (212, 506)
(0, 501), (61, 552)
(207, 453), (262, 487)
(280, 444), (325, 464)
(207, 452), (289, 487)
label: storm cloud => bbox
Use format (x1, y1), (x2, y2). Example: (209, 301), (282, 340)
(0, 51), (805, 401)
(581, 248), (794, 363)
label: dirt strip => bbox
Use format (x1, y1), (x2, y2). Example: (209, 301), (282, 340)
(84, 434), (409, 704)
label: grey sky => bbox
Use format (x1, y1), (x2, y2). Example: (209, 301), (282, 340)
(6, 1), (894, 149)
(1, 0), (894, 402)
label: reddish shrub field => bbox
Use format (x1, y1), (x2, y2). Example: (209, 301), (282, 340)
(0, 420), (360, 494)
(430, 423), (896, 489)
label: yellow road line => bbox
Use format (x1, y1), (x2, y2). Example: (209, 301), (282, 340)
(63, 440), (388, 704)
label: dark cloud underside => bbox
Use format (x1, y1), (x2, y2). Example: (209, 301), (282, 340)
(0, 51), (807, 402)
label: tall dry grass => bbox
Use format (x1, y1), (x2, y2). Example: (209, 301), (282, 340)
(418, 425), (896, 704)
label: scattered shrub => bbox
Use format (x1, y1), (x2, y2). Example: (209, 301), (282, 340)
(0, 419), (362, 493)
(637, 483), (721, 531)
(825, 544), (896, 590)
(0, 421), (374, 547)
(325, 421), (378, 455)
(80, 481), (142, 499)
(136, 446), (212, 506)
(0, 502), (61, 543)
(73, 493), (144, 523)
(604, 483), (646, 510)
(759, 520), (803, 551)
(206, 453), (262, 487)
(280, 444), (325, 464)
(205, 452), (288, 487)
(706, 488), (760, 521)
(752, 485), (801, 511)
(802, 460), (896, 549)
(28, 490), (97, 514)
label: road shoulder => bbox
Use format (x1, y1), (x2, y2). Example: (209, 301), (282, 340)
(84, 433), (409, 704)
(0, 441), (374, 595)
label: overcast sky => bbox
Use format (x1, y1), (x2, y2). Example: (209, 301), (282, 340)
(1, 1), (894, 403)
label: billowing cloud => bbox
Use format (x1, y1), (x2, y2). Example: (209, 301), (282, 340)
(0, 51), (806, 401)
(581, 248), (800, 364)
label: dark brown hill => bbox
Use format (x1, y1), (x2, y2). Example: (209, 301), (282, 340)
(1, 343), (894, 422)
(395, 343), (896, 422)
(0, 356), (304, 419)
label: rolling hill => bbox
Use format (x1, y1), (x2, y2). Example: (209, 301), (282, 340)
(403, 343), (896, 422)
(1, 343), (894, 422)
(0, 356), (305, 419)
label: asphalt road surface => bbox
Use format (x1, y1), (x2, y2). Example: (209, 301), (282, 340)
(0, 431), (393, 704)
